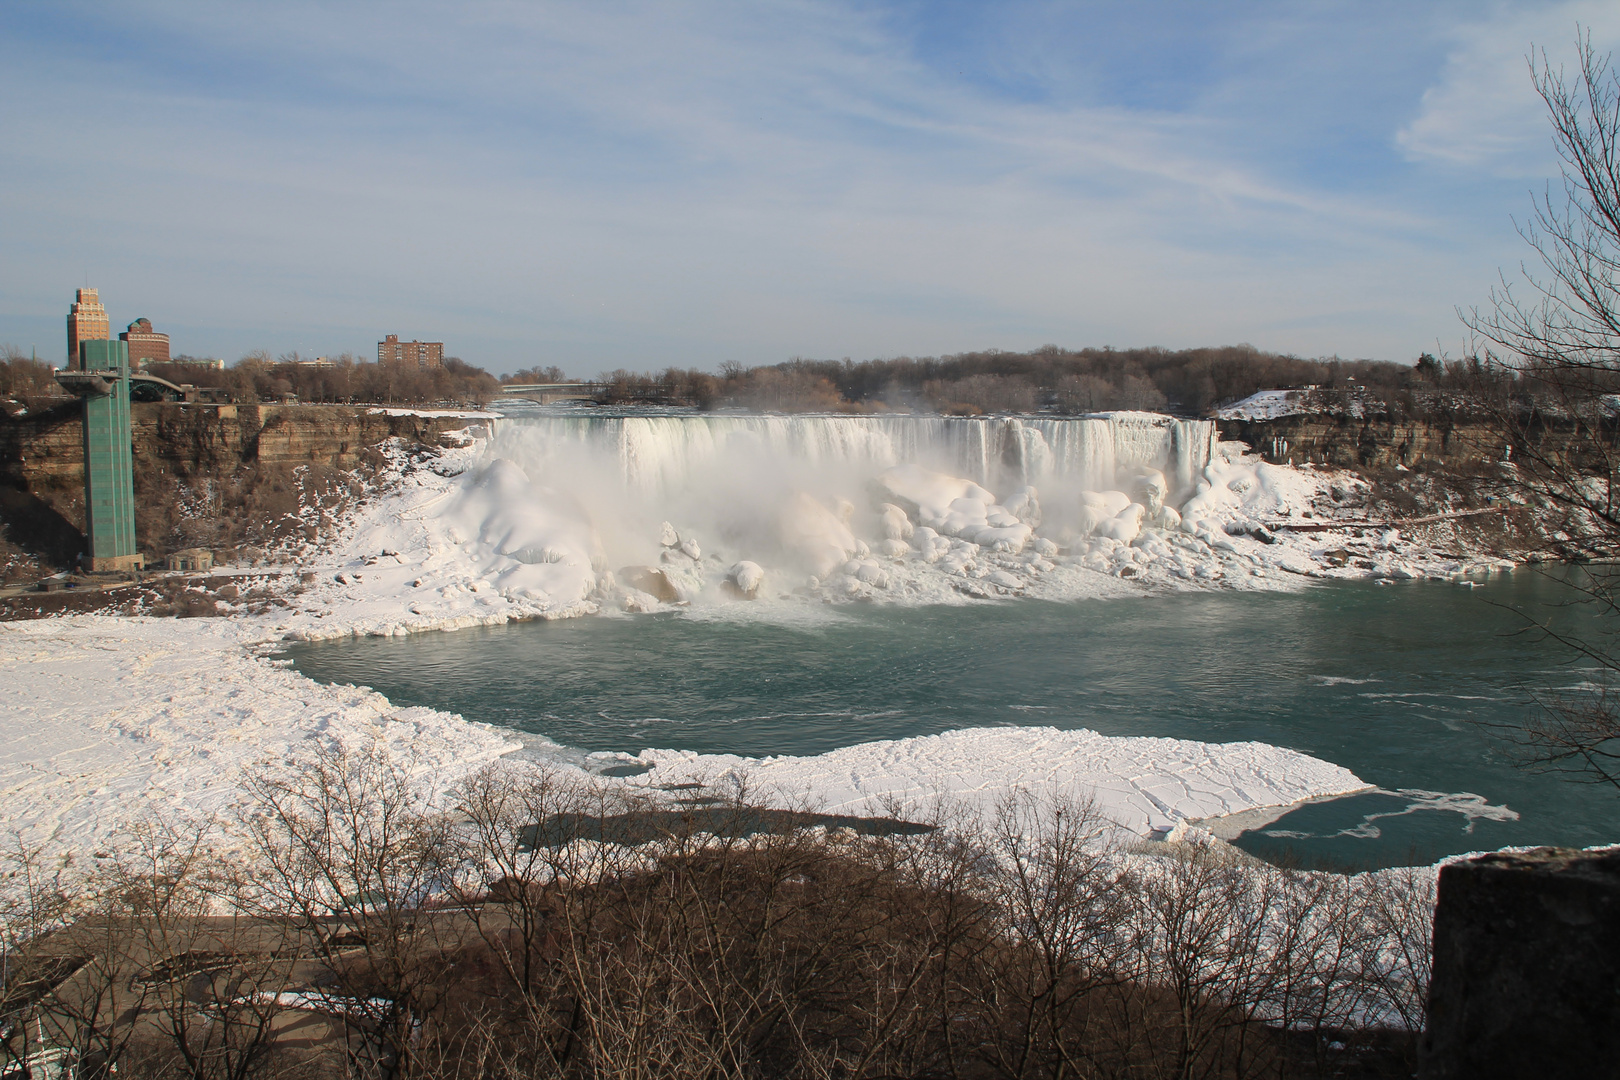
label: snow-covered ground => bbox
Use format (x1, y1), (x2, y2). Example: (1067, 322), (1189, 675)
(0, 617), (516, 864)
(0, 413), (1518, 882)
(367, 407), (505, 419)
(1214, 389), (1313, 421)
(1214, 387), (1370, 421)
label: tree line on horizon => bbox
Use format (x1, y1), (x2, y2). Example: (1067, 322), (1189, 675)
(0, 340), (1561, 418)
(589, 345), (1512, 418)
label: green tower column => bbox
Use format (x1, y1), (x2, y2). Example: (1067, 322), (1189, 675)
(77, 339), (139, 568)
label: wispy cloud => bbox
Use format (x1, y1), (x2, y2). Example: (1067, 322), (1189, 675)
(1396, 1), (1620, 172)
(0, 1), (1586, 370)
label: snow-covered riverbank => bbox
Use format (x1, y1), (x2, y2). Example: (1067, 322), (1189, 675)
(0, 411), (1522, 880)
(1, 611), (1372, 884)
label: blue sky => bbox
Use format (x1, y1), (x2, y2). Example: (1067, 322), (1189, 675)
(3, 1), (1617, 376)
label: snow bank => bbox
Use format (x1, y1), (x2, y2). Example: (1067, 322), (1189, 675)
(0, 617), (520, 862)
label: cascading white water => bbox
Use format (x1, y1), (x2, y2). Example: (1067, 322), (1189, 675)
(489, 411), (1215, 499)
(433, 409), (1229, 610)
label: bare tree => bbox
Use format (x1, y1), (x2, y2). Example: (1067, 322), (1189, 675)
(1463, 30), (1620, 791)
(240, 743), (466, 1080)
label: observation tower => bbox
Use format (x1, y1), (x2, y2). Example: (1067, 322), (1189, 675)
(55, 338), (144, 572)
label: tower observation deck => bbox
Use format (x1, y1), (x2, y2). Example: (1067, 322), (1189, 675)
(55, 339), (143, 572)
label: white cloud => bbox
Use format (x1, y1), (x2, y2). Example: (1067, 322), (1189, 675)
(0, 2), (1552, 368)
(1396, 1), (1620, 172)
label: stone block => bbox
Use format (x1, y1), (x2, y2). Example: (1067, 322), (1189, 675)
(1420, 846), (1620, 1079)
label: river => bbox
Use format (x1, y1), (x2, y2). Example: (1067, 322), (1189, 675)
(285, 569), (1619, 869)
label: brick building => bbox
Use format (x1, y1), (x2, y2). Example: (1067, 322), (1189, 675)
(378, 334), (443, 369)
(67, 288), (109, 370)
(119, 317), (170, 368)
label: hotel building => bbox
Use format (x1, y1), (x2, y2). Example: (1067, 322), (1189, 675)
(67, 288), (110, 369)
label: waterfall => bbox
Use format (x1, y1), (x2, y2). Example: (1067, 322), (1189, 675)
(423, 409), (1229, 610)
(488, 412), (1215, 499)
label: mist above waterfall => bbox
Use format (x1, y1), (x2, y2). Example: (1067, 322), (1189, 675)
(432, 410), (1257, 610)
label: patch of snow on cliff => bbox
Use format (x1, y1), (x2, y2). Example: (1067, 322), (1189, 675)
(1214, 390), (1311, 421)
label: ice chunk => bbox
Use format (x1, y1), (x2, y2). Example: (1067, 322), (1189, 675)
(875, 464), (996, 528)
(725, 561), (764, 599)
(855, 560), (889, 587)
(972, 523), (1033, 552)
(618, 565), (679, 603)
(1094, 503), (1146, 545)
(1001, 486), (1041, 528)
(938, 497), (990, 537)
(877, 503), (915, 541)
(986, 569), (1023, 589)
(1076, 490), (1132, 536)
(778, 492), (860, 578)
(911, 526), (948, 562)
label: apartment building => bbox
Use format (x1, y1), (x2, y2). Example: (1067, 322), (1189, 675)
(378, 334), (444, 369)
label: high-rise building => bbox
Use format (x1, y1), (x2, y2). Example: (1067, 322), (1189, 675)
(67, 288), (109, 370)
(378, 334), (444, 369)
(119, 317), (170, 369)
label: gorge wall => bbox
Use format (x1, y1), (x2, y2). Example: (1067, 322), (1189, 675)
(1, 402), (482, 487)
(1217, 414), (1510, 470)
(0, 403), (486, 573)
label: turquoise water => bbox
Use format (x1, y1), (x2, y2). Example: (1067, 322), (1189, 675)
(283, 572), (1620, 868)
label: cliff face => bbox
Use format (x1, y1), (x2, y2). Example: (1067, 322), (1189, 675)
(1216, 415), (1510, 469)
(1420, 847), (1620, 1079)
(1, 403), (481, 488)
(0, 403), (488, 573)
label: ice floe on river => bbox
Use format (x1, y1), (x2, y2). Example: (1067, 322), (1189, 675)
(624, 727), (1370, 843)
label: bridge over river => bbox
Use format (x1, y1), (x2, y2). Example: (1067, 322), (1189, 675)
(499, 382), (605, 404)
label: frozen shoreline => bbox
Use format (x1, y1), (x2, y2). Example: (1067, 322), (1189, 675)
(0, 414), (1522, 877)
(1, 610), (1372, 884)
